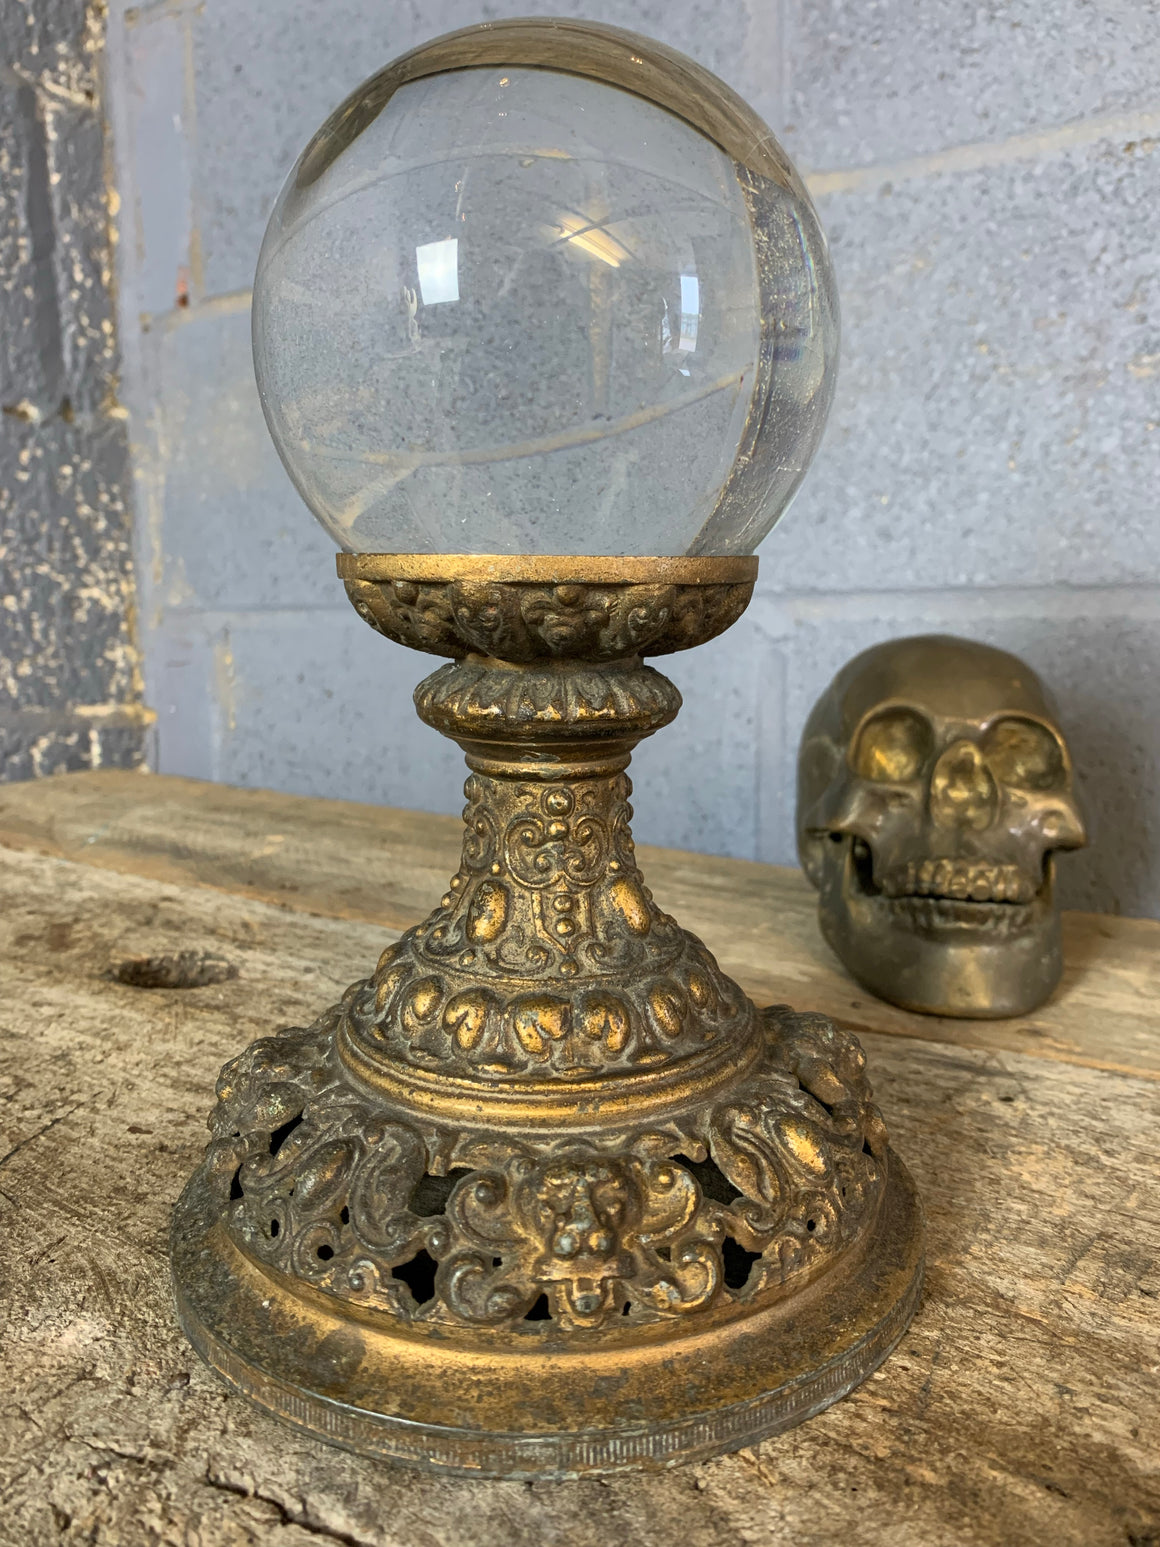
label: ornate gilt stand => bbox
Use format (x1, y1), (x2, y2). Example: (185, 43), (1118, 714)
(172, 555), (923, 1478)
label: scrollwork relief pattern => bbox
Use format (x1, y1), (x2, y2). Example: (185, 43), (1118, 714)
(345, 576), (754, 662)
(341, 770), (754, 1077)
(185, 568), (889, 1341)
(414, 658), (682, 744)
(202, 1004), (887, 1334)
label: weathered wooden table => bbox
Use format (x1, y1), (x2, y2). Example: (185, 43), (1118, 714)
(1, 770), (1157, 1547)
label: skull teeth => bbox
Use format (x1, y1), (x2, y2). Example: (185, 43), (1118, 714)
(882, 859), (1037, 904)
(885, 895), (1036, 934)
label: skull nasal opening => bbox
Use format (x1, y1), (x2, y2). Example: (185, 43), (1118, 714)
(930, 740), (998, 832)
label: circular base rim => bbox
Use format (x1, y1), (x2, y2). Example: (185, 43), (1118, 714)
(171, 1155), (923, 1480)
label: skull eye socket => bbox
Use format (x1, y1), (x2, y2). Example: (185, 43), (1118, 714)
(850, 709), (933, 783)
(982, 717), (1065, 790)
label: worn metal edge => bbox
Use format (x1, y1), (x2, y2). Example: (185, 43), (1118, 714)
(171, 1157), (924, 1480)
(335, 554), (759, 585)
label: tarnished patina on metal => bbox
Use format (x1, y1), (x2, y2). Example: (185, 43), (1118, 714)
(337, 552), (758, 661)
(797, 634), (1088, 1019)
(173, 555), (924, 1478)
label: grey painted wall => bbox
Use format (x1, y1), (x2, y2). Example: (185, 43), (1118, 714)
(0, 0), (147, 779)
(105, 0), (1160, 918)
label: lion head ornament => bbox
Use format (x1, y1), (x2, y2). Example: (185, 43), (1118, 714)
(796, 636), (1087, 1018)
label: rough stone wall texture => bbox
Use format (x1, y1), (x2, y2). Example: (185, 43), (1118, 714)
(0, 0), (148, 780)
(105, 0), (1160, 918)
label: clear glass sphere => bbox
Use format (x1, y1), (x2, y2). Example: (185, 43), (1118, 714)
(252, 22), (838, 556)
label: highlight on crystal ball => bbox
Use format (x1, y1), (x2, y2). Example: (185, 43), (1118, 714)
(252, 20), (838, 556)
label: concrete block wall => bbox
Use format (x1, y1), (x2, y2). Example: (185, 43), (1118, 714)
(105, 0), (1160, 918)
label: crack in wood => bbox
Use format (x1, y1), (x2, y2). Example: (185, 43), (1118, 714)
(204, 1467), (375, 1546)
(0, 1106), (82, 1174)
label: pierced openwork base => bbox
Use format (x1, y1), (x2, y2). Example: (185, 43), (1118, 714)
(170, 556), (923, 1476)
(172, 1001), (922, 1478)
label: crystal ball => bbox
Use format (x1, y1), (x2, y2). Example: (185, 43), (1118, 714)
(252, 20), (838, 556)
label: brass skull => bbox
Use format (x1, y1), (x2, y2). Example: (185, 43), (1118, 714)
(796, 636), (1087, 1018)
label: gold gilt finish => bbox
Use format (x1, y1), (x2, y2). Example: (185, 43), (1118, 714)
(172, 556), (924, 1478)
(338, 552), (757, 664)
(797, 634), (1087, 1019)
(337, 554), (759, 584)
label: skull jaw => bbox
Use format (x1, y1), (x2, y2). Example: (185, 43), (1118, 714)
(818, 855), (1063, 1019)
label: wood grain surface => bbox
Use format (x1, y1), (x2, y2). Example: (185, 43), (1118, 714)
(0, 771), (1157, 1547)
(3, 771), (1158, 1081)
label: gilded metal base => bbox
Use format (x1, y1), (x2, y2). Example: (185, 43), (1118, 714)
(171, 556), (924, 1476)
(173, 1123), (921, 1479)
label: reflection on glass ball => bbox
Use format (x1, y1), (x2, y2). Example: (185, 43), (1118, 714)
(252, 21), (838, 556)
